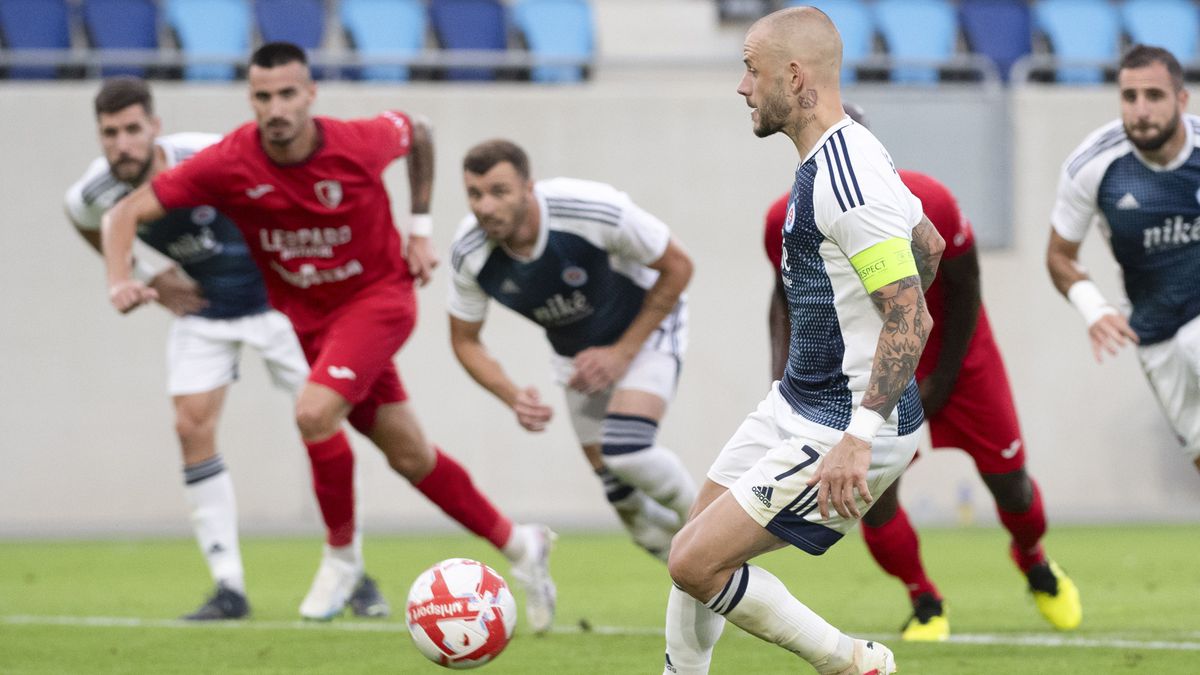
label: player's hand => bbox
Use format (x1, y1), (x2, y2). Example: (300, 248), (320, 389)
(406, 235), (440, 287)
(512, 386), (553, 432)
(807, 434), (873, 520)
(568, 346), (634, 395)
(918, 374), (954, 417)
(108, 278), (158, 314)
(148, 266), (208, 316)
(1087, 313), (1139, 362)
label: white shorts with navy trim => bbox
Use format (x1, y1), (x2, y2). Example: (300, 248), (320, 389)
(707, 382), (918, 555)
(166, 310), (309, 397)
(1138, 313), (1200, 460)
(552, 303), (687, 446)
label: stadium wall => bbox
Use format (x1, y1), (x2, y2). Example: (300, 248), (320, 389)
(1, 82), (1196, 538)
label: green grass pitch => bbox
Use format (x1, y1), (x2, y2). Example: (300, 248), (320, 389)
(2, 524), (1198, 673)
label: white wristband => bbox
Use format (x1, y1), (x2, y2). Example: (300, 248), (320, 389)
(845, 407), (885, 443)
(132, 257), (163, 284)
(410, 214), (433, 237)
(1067, 280), (1117, 327)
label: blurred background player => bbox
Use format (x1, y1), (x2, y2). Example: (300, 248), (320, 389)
(448, 139), (696, 562)
(662, 8), (942, 674)
(765, 102), (1082, 638)
(98, 43), (556, 631)
(65, 76), (386, 620)
(1047, 45), (1200, 478)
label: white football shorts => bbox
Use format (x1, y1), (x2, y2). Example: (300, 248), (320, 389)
(552, 303), (687, 446)
(166, 309), (309, 397)
(708, 382), (919, 555)
(1138, 313), (1200, 460)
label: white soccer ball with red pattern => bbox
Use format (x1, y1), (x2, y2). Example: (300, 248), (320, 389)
(405, 558), (517, 669)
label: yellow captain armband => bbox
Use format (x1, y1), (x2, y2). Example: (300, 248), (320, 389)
(849, 237), (918, 294)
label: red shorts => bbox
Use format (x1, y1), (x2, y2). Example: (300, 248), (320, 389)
(296, 284), (416, 434)
(925, 356), (1026, 475)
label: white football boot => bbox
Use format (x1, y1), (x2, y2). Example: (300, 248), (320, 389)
(507, 524), (557, 634)
(299, 549), (362, 620)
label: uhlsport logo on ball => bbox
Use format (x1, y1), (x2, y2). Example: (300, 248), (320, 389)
(406, 558), (517, 669)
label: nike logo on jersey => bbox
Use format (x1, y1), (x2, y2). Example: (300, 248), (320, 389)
(327, 366), (357, 381)
(1000, 439), (1022, 460)
(246, 184), (275, 199)
(1116, 193), (1140, 210)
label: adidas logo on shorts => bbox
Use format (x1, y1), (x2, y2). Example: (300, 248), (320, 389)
(751, 485), (774, 508)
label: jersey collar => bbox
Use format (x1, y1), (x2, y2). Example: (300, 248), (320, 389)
(800, 115), (854, 166)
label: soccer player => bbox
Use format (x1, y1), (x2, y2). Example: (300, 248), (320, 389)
(98, 43), (556, 631)
(662, 8), (943, 674)
(66, 76), (387, 621)
(448, 139), (696, 562)
(1048, 45), (1200, 476)
(765, 104), (1082, 638)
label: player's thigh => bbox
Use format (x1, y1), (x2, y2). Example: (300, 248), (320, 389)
(1139, 337), (1200, 460)
(166, 316), (241, 397)
(929, 367), (1026, 475)
(246, 310), (310, 396)
(670, 488), (786, 590)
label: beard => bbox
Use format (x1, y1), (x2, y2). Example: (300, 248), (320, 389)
(753, 83), (791, 138)
(1125, 110), (1180, 153)
(109, 154), (153, 185)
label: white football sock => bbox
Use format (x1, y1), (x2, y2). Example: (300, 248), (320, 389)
(604, 445), (697, 524)
(184, 456), (245, 594)
(663, 584), (725, 674)
(501, 523), (532, 563)
(717, 565), (854, 674)
(327, 532), (363, 572)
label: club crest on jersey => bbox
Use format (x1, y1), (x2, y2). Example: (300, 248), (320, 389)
(314, 180), (343, 209)
(784, 201), (796, 233)
(191, 205), (217, 226)
(562, 266), (588, 287)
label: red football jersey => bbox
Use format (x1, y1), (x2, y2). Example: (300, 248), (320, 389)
(763, 169), (998, 381)
(152, 112), (415, 332)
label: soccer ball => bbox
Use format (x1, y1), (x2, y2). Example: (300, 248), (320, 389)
(405, 558), (518, 669)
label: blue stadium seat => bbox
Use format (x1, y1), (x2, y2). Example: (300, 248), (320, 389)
(0, 0), (71, 79)
(790, 1), (873, 84)
(340, 0), (426, 81)
(166, 0), (251, 80)
(429, 0), (508, 81)
(256, 0), (324, 48)
(874, 0), (957, 83)
(511, 0), (594, 83)
(1034, 0), (1121, 84)
(1121, 0), (1199, 64)
(82, 0), (159, 78)
(959, 0), (1031, 82)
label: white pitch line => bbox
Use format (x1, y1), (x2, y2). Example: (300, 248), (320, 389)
(3, 615), (1199, 651)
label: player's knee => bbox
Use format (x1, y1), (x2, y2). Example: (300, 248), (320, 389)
(984, 468), (1032, 513)
(295, 402), (340, 441)
(174, 411), (215, 447)
(665, 527), (710, 598)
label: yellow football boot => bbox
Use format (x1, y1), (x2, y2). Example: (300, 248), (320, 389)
(1028, 560), (1082, 630)
(900, 593), (949, 642)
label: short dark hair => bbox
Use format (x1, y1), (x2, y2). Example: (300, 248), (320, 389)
(250, 42), (308, 69)
(463, 139), (531, 179)
(1120, 44), (1184, 91)
(94, 76), (152, 118)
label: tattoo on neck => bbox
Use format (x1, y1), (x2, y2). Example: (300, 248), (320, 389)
(796, 113), (818, 133)
(798, 89), (818, 109)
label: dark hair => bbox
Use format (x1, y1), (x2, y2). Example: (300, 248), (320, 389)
(463, 139), (531, 179)
(94, 76), (152, 118)
(1120, 44), (1184, 91)
(250, 42), (309, 69)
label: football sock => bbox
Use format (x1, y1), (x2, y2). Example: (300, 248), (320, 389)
(601, 416), (696, 524)
(183, 455), (245, 594)
(597, 466), (680, 530)
(663, 584), (725, 674)
(327, 532), (363, 572)
(715, 564), (854, 674)
(861, 506), (940, 602)
(999, 479), (1048, 573)
(415, 448), (513, 550)
(305, 432), (357, 548)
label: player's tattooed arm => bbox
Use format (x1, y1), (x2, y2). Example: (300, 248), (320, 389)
(861, 275), (931, 418)
(407, 115), (434, 215)
(910, 216), (945, 292)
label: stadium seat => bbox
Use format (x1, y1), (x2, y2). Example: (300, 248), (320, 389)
(255, 0), (327, 78)
(429, 0), (508, 81)
(789, 1), (873, 83)
(873, 0), (957, 83)
(0, 0), (71, 79)
(82, 0), (159, 78)
(1121, 0), (1199, 64)
(1034, 0), (1121, 84)
(165, 0), (251, 80)
(340, 0), (426, 81)
(511, 0), (594, 83)
(959, 0), (1031, 82)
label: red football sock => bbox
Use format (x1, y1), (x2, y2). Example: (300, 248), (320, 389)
(861, 506), (940, 603)
(1000, 478), (1048, 573)
(305, 432), (356, 547)
(415, 448), (513, 550)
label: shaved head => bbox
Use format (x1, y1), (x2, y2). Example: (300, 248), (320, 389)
(748, 6), (843, 85)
